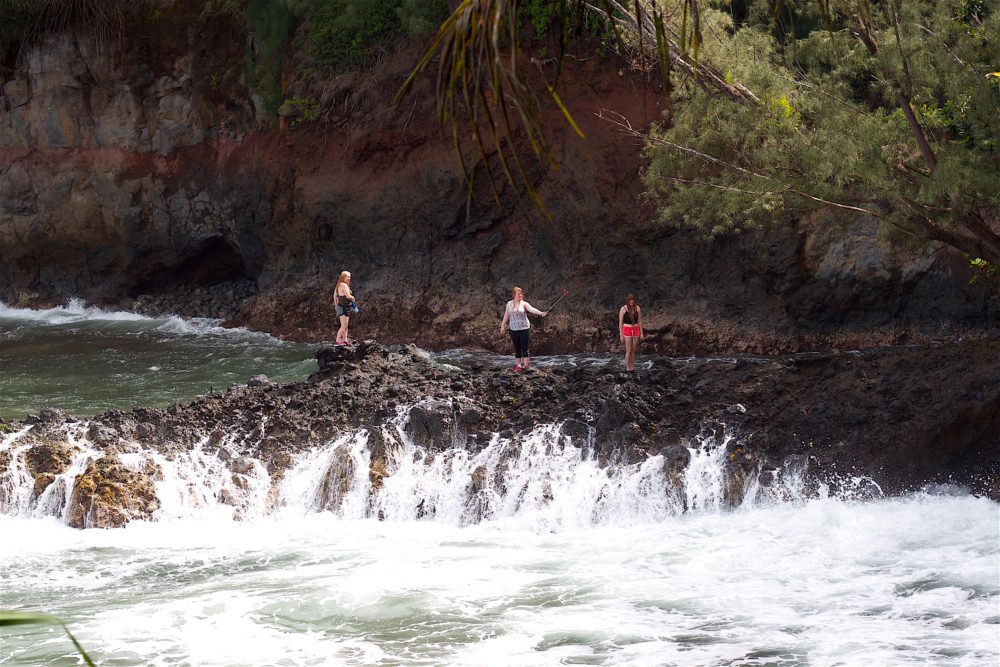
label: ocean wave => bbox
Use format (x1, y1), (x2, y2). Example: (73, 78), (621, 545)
(0, 299), (289, 344)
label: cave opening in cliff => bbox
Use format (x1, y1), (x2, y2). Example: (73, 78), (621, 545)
(131, 238), (249, 296)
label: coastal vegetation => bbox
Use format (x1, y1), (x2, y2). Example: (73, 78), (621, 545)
(400, 0), (1000, 270)
(0, 0), (138, 56)
(643, 1), (1000, 268)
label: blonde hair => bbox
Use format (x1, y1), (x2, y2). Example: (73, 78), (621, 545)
(334, 271), (351, 296)
(512, 286), (523, 301)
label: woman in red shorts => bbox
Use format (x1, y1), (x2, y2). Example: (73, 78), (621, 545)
(618, 294), (644, 372)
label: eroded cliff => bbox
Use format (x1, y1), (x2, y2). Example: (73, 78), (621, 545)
(1, 1), (997, 353)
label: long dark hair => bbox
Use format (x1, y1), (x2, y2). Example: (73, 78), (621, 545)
(625, 293), (638, 321)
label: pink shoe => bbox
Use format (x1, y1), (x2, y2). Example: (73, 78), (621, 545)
(514, 365), (522, 373)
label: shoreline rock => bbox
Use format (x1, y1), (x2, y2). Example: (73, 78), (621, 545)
(1, 339), (997, 527)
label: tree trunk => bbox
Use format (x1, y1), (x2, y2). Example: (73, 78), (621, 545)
(896, 91), (937, 174)
(907, 210), (1000, 266)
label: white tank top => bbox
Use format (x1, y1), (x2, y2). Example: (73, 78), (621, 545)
(507, 301), (530, 331)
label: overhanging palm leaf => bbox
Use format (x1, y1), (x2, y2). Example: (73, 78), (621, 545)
(0, 610), (96, 666)
(396, 0), (758, 218)
(397, 0), (562, 215)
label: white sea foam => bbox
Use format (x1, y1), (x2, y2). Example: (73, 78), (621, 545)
(0, 494), (995, 666)
(0, 298), (149, 324)
(0, 299), (287, 343)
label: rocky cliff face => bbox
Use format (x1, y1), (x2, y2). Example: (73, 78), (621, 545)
(2, 2), (997, 353)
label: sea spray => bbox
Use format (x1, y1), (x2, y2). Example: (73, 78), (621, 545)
(0, 493), (996, 666)
(1, 398), (882, 528)
(0, 408), (995, 665)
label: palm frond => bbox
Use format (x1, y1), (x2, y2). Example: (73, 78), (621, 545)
(0, 610), (96, 667)
(396, 0), (760, 219)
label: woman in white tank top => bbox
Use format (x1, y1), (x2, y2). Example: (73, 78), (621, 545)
(499, 286), (547, 373)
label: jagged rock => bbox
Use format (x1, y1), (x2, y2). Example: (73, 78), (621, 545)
(66, 454), (160, 528)
(1, 338), (996, 528)
(231, 456), (256, 476)
(595, 423), (647, 466)
(248, 375), (273, 388)
(454, 400), (484, 434)
(660, 444), (691, 475)
(369, 458), (389, 491)
(38, 408), (68, 424)
(560, 419), (591, 446)
(314, 340), (385, 377)
(404, 401), (456, 450)
(316, 446), (355, 512)
(24, 441), (77, 498)
(367, 428), (389, 465)
(87, 423), (118, 446)
(462, 464), (494, 525)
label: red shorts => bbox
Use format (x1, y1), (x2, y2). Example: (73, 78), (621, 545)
(622, 325), (640, 338)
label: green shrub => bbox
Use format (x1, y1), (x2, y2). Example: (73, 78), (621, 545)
(309, 0), (397, 69)
(279, 95), (321, 127)
(246, 0), (299, 117)
(520, 0), (556, 39)
(969, 258), (998, 285)
(308, 0), (447, 70)
(396, 0), (448, 38)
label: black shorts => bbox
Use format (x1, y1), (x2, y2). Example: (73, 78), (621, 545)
(336, 304), (352, 318)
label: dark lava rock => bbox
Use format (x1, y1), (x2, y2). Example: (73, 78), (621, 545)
(7, 338), (1000, 527)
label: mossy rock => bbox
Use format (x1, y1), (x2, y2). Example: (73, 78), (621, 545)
(66, 454), (160, 528)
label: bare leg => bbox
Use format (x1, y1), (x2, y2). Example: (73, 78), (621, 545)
(625, 337), (637, 371)
(337, 315), (349, 343)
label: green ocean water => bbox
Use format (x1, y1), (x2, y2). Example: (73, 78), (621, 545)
(0, 301), (318, 420)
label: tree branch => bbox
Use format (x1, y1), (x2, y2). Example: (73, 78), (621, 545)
(598, 108), (767, 178)
(850, 5), (937, 173)
(602, 108), (882, 218)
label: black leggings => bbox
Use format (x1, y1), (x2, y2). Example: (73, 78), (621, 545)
(509, 328), (530, 359)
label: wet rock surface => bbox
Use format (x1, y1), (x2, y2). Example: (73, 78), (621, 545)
(2, 339), (997, 527)
(65, 452), (162, 529)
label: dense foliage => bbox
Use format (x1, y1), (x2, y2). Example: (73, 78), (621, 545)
(236, 0), (448, 115)
(309, 0), (448, 69)
(644, 0), (1000, 264)
(200, 0), (446, 115)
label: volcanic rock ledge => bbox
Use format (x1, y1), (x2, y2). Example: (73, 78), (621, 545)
(2, 340), (997, 527)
